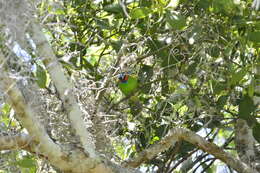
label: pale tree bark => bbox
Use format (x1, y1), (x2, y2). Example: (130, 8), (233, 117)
(0, 133), (31, 151)
(235, 119), (260, 172)
(252, 0), (260, 10)
(234, 62), (260, 172)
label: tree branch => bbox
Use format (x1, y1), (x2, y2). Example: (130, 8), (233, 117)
(123, 128), (178, 168)
(0, 133), (31, 151)
(29, 22), (97, 158)
(124, 128), (256, 173)
(0, 51), (72, 170)
(234, 57), (260, 172)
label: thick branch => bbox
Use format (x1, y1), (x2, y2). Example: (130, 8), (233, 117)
(123, 128), (178, 168)
(124, 128), (256, 173)
(0, 133), (31, 150)
(235, 119), (259, 171)
(29, 22), (97, 158)
(0, 51), (73, 170)
(234, 57), (260, 171)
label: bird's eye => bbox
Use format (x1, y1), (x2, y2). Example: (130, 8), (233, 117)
(118, 73), (126, 80)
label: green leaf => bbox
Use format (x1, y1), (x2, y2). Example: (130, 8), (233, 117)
(211, 46), (220, 58)
(16, 157), (36, 168)
(238, 95), (255, 124)
(247, 32), (260, 43)
(148, 39), (167, 60)
(184, 62), (198, 77)
(55, 8), (65, 15)
(104, 4), (123, 14)
(253, 122), (260, 143)
(36, 65), (47, 88)
(111, 40), (123, 53)
(130, 7), (152, 19)
(96, 19), (110, 30)
(196, 0), (211, 10)
(158, 0), (167, 5)
(81, 58), (94, 71)
(139, 65), (153, 94)
(212, 0), (237, 15)
(248, 80), (255, 97)
(166, 11), (186, 30)
(139, 132), (147, 148)
(230, 69), (246, 86)
(1, 103), (11, 115)
(155, 124), (168, 138)
(212, 81), (227, 95)
(216, 95), (228, 110)
(140, 1), (152, 7)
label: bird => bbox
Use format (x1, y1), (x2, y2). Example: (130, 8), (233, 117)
(118, 72), (138, 96)
(118, 72), (142, 114)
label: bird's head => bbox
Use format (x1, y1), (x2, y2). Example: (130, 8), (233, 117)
(118, 72), (129, 83)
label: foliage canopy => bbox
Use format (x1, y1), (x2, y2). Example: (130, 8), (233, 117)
(0, 0), (259, 172)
